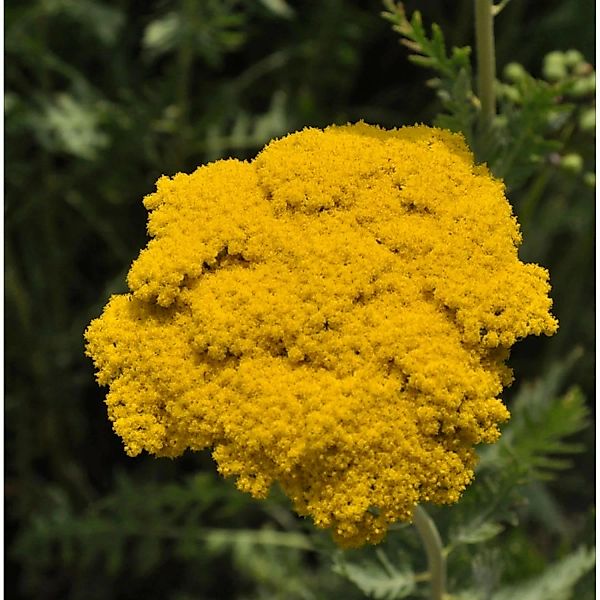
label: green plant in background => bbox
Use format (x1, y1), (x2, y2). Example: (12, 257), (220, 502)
(6, 1), (595, 599)
(382, 0), (595, 192)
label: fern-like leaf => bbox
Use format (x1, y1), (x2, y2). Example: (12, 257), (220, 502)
(447, 354), (589, 552)
(332, 548), (416, 600)
(491, 546), (595, 600)
(479, 354), (590, 481)
(487, 73), (570, 189)
(382, 1), (477, 145)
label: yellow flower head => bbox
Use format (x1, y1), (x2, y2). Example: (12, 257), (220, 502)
(85, 122), (558, 547)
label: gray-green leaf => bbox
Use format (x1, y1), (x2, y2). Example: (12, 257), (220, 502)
(332, 549), (416, 600)
(491, 546), (595, 600)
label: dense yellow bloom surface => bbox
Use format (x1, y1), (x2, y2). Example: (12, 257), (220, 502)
(85, 123), (557, 547)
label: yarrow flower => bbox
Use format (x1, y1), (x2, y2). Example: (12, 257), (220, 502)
(85, 122), (558, 548)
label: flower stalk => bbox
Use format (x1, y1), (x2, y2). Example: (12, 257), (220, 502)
(475, 0), (497, 130)
(413, 505), (446, 600)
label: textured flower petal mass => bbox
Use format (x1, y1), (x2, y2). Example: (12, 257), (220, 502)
(85, 122), (558, 547)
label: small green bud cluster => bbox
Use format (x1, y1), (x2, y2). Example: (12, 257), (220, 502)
(501, 51), (595, 188)
(542, 50), (595, 98)
(559, 153), (583, 175)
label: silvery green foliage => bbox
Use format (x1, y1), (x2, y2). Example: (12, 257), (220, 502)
(490, 547), (595, 600)
(332, 549), (416, 599)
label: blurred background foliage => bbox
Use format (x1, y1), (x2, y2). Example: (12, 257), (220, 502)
(5, 0), (595, 598)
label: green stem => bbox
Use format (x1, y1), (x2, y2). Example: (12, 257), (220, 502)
(413, 505), (446, 600)
(492, 0), (512, 16)
(174, 0), (195, 167)
(475, 0), (497, 130)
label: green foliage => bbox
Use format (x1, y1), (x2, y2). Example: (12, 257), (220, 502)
(12, 469), (352, 599)
(30, 92), (111, 160)
(382, 2), (471, 78)
(491, 50), (595, 190)
(478, 353), (590, 481)
(431, 356), (591, 592)
(204, 90), (289, 160)
(490, 546), (595, 600)
(5, 0), (595, 598)
(12, 472), (250, 593)
(382, 1), (476, 145)
(142, 1), (247, 66)
(450, 519), (507, 548)
(332, 548), (417, 599)
(490, 72), (565, 189)
(382, 2), (596, 192)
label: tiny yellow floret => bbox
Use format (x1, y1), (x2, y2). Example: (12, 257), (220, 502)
(85, 123), (558, 547)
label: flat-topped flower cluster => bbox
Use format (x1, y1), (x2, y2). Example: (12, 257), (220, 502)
(85, 122), (558, 547)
